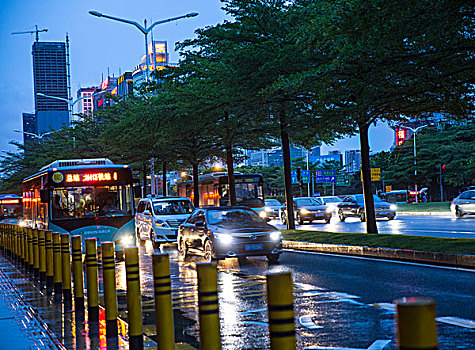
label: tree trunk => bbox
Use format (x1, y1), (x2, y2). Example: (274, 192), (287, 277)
(359, 122), (378, 234)
(226, 144), (237, 206)
(162, 161), (167, 196)
(192, 163), (200, 208)
(280, 116), (295, 230)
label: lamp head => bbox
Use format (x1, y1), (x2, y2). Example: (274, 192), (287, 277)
(187, 12), (199, 17)
(89, 11), (103, 17)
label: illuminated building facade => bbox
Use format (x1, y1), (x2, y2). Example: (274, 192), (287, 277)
(344, 150), (361, 173)
(32, 41), (69, 133)
(94, 76), (118, 111)
(132, 41), (175, 86)
(117, 72), (133, 100)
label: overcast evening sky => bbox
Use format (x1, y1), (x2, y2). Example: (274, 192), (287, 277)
(0, 0), (394, 159)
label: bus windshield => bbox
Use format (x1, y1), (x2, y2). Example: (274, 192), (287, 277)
(52, 185), (133, 219)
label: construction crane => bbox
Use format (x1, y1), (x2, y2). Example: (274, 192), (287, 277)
(12, 25), (48, 42)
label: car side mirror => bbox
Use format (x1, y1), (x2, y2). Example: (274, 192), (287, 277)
(195, 221), (204, 227)
(143, 210), (151, 216)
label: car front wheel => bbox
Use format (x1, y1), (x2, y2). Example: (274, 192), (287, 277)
(338, 210), (346, 222)
(280, 214), (287, 225)
(455, 207), (464, 218)
(204, 240), (215, 263)
(297, 213), (304, 225)
(359, 210), (366, 222)
(178, 238), (188, 259)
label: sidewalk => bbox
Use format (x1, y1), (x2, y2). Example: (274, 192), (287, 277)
(0, 256), (64, 350)
(397, 211), (452, 216)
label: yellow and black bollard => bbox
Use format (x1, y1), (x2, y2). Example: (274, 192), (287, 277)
(45, 231), (54, 290)
(21, 227), (27, 269)
(27, 228), (34, 275)
(125, 247), (143, 350)
(60, 233), (72, 301)
(71, 236), (85, 312)
(102, 242), (118, 339)
(52, 232), (63, 295)
(33, 229), (40, 278)
(152, 253), (175, 350)
(39, 230), (47, 284)
(395, 297), (438, 350)
(196, 262), (221, 350)
(85, 238), (99, 322)
(266, 272), (296, 350)
(13, 225), (19, 263)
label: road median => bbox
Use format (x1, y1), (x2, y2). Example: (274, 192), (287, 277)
(282, 230), (475, 269)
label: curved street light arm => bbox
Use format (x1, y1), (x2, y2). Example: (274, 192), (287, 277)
(37, 92), (69, 104)
(147, 13), (199, 33)
(89, 11), (146, 34)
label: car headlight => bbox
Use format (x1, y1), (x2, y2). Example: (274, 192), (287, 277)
(154, 219), (170, 227)
(259, 211), (267, 218)
(265, 206), (273, 212)
(326, 207), (333, 213)
(390, 205), (397, 211)
(120, 234), (134, 246)
(300, 208), (310, 215)
(19, 221), (27, 227)
(270, 231), (281, 241)
(215, 233), (233, 244)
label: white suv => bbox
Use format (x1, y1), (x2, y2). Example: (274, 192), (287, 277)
(135, 196), (194, 248)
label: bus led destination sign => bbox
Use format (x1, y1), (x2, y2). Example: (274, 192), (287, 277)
(66, 172), (118, 183)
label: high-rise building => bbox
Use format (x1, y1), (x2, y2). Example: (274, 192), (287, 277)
(345, 150), (361, 173)
(22, 113), (37, 144)
(32, 41), (69, 134)
(94, 76), (118, 111)
(77, 87), (99, 117)
(117, 72), (133, 100)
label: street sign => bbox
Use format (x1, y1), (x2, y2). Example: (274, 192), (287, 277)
(301, 170), (310, 184)
(371, 167), (381, 181)
(336, 175), (350, 186)
(315, 169), (336, 183)
(291, 170), (298, 184)
(386, 185), (392, 193)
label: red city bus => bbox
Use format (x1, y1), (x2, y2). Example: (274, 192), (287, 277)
(0, 194), (23, 224)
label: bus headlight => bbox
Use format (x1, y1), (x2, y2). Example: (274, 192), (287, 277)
(215, 233), (233, 244)
(270, 231), (281, 241)
(120, 234), (134, 246)
(390, 205), (397, 211)
(19, 220), (27, 227)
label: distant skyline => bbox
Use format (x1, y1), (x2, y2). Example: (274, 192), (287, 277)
(0, 0), (394, 157)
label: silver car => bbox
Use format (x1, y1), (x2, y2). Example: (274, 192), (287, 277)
(451, 190), (475, 218)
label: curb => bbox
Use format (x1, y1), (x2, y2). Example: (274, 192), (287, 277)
(283, 240), (475, 269)
(397, 211), (452, 216)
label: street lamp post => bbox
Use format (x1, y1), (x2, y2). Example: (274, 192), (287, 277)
(37, 90), (106, 122)
(14, 129), (56, 140)
(89, 10), (198, 82)
(405, 124), (428, 203)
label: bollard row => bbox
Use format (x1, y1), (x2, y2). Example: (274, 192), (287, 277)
(0, 224), (439, 350)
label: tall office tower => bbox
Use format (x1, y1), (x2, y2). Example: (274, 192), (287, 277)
(22, 113), (37, 144)
(32, 41), (69, 134)
(345, 150), (361, 173)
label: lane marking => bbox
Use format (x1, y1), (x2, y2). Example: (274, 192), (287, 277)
(436, 316), (475, 329)
(240, 308), (267, 316)
(305, 339), (391, 350)
(243, 321), (268, 326)
(286, 250), (475, 272)
(370, 303), (395, 312)
(299, 315), (323, 329)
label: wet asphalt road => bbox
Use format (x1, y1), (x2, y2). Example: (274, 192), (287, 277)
(130, 243), (475, 350)
(271, 214), (475, 239)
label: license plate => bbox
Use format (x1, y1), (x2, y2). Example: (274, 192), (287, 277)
(245, 243), (263, 251)
(378, 212), (387, 215)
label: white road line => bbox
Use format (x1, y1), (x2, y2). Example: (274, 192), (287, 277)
(369, 303), (396, 312)
(299, 315), (323, 329)
(436, 316), (475, 329)
(242, 321), (268, 326)
(305, 339), (391, 350)
(239, 308), (267, 316)
(287, 250), (475, 272)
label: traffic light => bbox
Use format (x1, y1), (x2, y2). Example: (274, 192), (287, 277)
(440, 163), (447, 181)
(296, 168), (303, 190)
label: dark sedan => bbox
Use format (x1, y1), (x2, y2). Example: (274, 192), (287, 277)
(178, 206), (282, 263)
(337, 194), (396, 221)
(260, 199), (283, 219)
(280, 197), (332, 225)
(451, 190), (475, 218)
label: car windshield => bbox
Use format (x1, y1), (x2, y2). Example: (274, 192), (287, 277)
(207, 208), (263, 225)
(265, 199), (281, 206)
(354, 194), (383, 204)
(323, 197), (341, 203)
(153, 200), (194, 215)
(295, 198), (319, 206)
